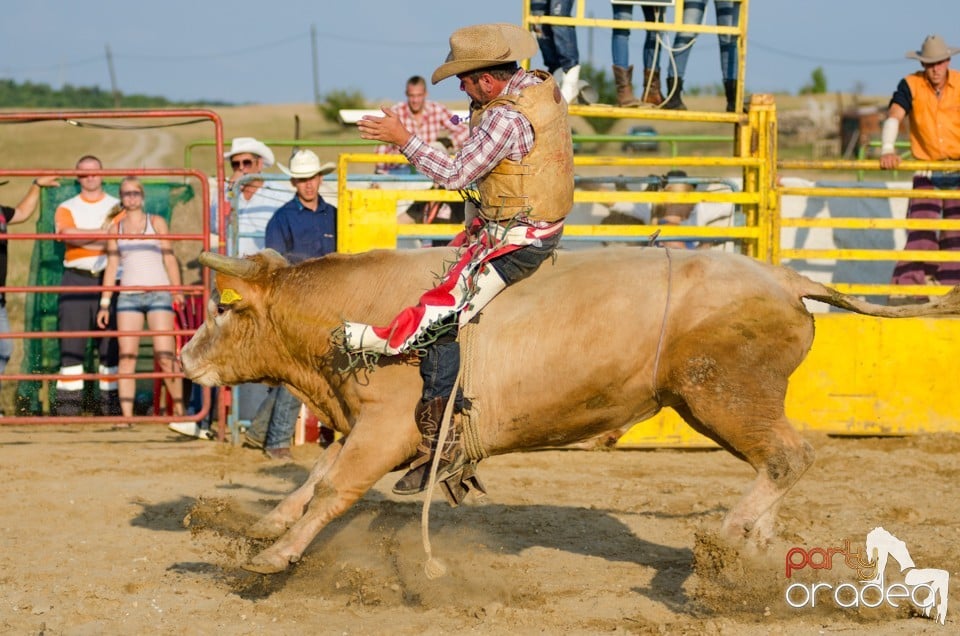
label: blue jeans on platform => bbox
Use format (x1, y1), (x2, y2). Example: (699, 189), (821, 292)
(248, 385), (300, 449)
(531, 0), (579, 73)
(420, 232), (562, 405)
(671, 0), (739, 81)
(612, 4), (663, 70)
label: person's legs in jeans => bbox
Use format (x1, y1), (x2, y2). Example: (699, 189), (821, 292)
(531, 0), (560, 72)
(265, 386), (301, 451)
(715, 1), (739, 81)
(670, 0), (706, 80)
(611, 4), (633, 67)
(548, 0), (578, 72)
(246, 386), (279, 446)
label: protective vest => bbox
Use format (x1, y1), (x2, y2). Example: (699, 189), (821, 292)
(472, 71), (574, 222)
(904, 69), (960, 161)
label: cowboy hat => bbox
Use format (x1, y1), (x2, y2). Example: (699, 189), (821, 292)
(223, 137), (275, 167)
(906, 34), (960, 64)
(278, 150), (335, 179)
(431, 23), (538, 85)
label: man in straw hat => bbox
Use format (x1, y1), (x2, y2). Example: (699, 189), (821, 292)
(221, 136), (288, 257)
(347, 22), (574, 495)
(880, 34), (960, 297)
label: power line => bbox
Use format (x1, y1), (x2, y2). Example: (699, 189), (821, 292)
(748, 39), (906, 66)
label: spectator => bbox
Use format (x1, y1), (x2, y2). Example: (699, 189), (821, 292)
(531, 0), (582, 103)
(95, 177), (194, 432)
(882, 34), (960, 298)
(663, 1), (741, 112)
(53, 155), (121, 418)
(650, 172), (699, 249)
(611, 2), (666, 106)
(242, 150), (338, 459)
(222, 137), (288, 256)
(375, 76), (469, 175)
(0, 176), (60, 413)
(352, 23), (573, 494)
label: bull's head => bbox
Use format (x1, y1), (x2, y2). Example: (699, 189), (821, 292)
(180, 250), (290, 387)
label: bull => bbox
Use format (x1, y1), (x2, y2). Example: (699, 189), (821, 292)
(180, 246), (960, 574)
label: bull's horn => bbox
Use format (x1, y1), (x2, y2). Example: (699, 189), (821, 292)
(198, 251), (261, 279)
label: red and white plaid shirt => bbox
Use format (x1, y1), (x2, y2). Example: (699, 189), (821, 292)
(375, 99), (469, 172)
(401, 69), (539, 190)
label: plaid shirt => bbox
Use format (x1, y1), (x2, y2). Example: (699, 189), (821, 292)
(375, 99), (469, 172)
(401, 69), (539, 190)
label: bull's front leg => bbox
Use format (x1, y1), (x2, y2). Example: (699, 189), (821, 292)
(247, 438), (344, 540)
(243, 421), (417, 574)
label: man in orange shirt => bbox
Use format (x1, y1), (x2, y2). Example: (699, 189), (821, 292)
(53, 155), (121, 418)
(881, 34), (960, 295)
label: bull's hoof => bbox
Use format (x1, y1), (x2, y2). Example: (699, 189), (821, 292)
(242, 550), (297, 574)
(247, 517), (288, 540)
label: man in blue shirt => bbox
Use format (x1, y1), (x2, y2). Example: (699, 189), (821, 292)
(265, 150), (337, 263)
(245, 150), (337, 459)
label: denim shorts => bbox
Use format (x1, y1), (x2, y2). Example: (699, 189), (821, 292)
(116, 291), (174, 314)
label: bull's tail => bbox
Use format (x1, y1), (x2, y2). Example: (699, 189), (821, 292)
(788, 269), (960, 318)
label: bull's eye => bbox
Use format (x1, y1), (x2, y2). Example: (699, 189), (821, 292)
(216, 304), (229, 315)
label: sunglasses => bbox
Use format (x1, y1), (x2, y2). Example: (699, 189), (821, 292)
(120, 191), (143, 197)
(230, 158), (256, 170)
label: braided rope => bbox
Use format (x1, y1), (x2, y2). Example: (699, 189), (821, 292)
(458, 323), (488, 461)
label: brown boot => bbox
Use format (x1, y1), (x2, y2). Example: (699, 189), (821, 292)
(393, 397), (462, 495)
(641, 69), (663, 106)
(612, 65), (641, 107)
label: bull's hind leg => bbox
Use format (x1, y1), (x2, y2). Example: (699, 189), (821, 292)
(673, 402), (814, 548)
(247, 439), (344, 540)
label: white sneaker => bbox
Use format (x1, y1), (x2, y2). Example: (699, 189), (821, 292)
(168, 421), (212, 440)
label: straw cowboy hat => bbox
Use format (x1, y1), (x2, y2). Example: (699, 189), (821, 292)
(223, 137), (275, 167)
(906, 34), (960, 64)
(431, 23), (538, 85)
(279, 149), (335, 179)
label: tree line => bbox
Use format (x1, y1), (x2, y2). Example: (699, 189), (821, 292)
(0, 79), (229, 109)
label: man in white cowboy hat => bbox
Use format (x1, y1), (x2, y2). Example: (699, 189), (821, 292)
(349, 22), (574, 495)
(221, 136), (288, 257)
(881, 34), (960, 295)
(238, 149), (339, 459)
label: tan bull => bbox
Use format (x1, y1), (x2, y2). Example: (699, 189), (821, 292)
(180, 246), (960, 574)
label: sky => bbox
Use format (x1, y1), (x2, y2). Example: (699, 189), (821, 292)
(2, 1), (958, 106)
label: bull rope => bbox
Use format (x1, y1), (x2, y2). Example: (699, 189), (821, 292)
(651, 248), (674, 408)
(420, 365), (463, 579)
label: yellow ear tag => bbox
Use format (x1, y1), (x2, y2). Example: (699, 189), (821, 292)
(220, 288), (242, 304)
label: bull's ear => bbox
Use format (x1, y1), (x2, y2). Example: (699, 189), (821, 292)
(213, 274), (256, 311)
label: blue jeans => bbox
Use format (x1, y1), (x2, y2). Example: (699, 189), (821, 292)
(420, 231), (562, 405)
(612, 4), (663, 70)
(116, 290), (174, 314)
(531, 0), (579, 72)
(249, 385), (300, 449)
(671, 0), (739, 81)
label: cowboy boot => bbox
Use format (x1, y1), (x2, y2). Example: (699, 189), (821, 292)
(662, 77), (687, 110)
(393, 397), (462, 496)
(641, 69), (664, 106)
(560, 64), (581, 104)
(724, 79), (739, 113)
(612, 65), (641, 107)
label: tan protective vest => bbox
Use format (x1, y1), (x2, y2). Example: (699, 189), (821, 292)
(471, 71), (574, 222)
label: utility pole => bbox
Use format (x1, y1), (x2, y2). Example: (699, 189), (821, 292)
(310, 24), (321, 106)
(105, 44), (120, 108)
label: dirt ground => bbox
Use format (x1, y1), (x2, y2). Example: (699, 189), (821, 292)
(0, 425), (956, 635)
